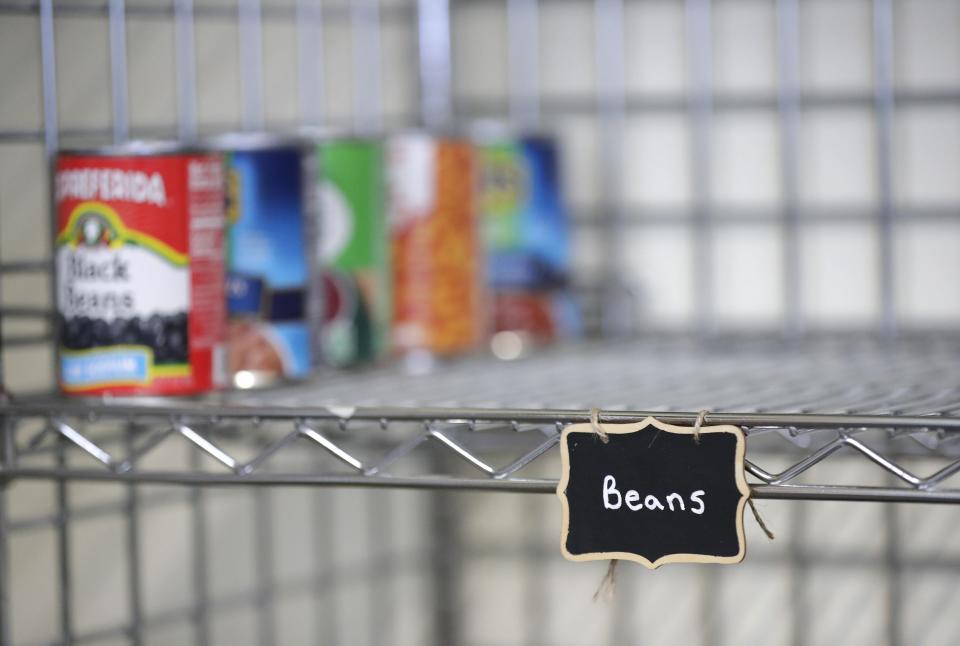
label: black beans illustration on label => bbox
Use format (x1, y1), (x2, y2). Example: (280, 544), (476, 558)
(60, 312), (189, 364)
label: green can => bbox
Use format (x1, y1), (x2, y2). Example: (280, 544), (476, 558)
(315, 139), (390, 366)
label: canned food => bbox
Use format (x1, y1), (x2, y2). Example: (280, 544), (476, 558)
(315, 138), (391, 367)
(55, 143), (226, 396)
(476, 134), (580, 342)
(478, 135), (572, 289)
(217, 134), (318, 388)
(388, 134), (486, 356)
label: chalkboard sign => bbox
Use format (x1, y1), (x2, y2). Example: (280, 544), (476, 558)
(557, 416), (749, 569)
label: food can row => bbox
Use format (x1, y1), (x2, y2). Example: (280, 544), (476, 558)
(53, 130), (576, 397)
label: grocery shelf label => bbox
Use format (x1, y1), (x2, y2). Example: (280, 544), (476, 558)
(557, 416), (749, 569)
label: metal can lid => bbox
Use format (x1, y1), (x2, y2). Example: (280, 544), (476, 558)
(465, 119), (557, 147)
(387, 128), (478, 147)
(204, 131), (314, 152)
(57, 139), (214, 158)
(295, 125), (383, 146)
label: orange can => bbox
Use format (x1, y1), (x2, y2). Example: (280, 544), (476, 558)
(388, 134), (486, 356)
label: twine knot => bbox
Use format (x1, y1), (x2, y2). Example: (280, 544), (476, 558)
(590, 407), (609, 444)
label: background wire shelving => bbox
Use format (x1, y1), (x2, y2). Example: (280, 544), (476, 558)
(3, 0), (960, 645)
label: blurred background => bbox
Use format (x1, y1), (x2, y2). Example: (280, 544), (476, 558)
(2, 0), (960, 645)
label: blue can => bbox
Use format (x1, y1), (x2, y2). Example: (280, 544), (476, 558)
(477, 134), (581, 344)
(217, 134), (318, 388)
(479, 135), (572, 290)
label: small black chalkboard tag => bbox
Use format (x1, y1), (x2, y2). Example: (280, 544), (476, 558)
(557, 416), (749, 569)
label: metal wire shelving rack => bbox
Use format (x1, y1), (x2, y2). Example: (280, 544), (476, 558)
(5, 336), (960, 503)
(2, 0), (960, 645)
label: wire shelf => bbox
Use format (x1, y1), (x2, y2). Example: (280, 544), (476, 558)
(4, 335), (960, 503)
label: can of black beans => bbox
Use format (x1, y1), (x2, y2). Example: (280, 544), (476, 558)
(54, 142), (227, 396)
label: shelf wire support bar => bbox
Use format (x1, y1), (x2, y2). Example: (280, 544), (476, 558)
(298, 422), (365, 472)
(425, 425), (496, 476)
(177, 423), (237, 472)
(53, 418), (114, 469)
(123, 425), (177, 470)
(493, 432), (560, 480)
(239, 426), (303, 475)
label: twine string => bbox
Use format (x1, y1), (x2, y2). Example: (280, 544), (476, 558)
(592, 558), (619, 602)
(694, 409), (775, 540)
(747, 497), (776, 540)
(590, 407), (608, 444)
(693, 409), (708, 444)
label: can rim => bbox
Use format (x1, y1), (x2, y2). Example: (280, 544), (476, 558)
(57, 140), (214, 157)
(204, 131), (315, 152)
(386, 128), (476, 144)
(465, 120), (558, 145)
(294, 125), (383, 144)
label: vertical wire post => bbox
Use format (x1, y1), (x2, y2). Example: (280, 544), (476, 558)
(253, 488), (275, 646)
(124, 424), (143, 645)
(40, 6), (70, 639)
(699, 566), (719, 646)
(351, 0), (384, 134)
(368, 491), (392, 646)
(522, 497), (546, 646)
(594, 0), (629, 336)
(873, 0), (897, 336)
(685, 0), (715, 337)
(507, 0), (540, 130)
(40, 0), (58, 155)
(0, 240), (4, 395)
(417, 0), (452, 130)
(238, 0), (265, 131)
(174, 0), (198, 140)
(40, 0), (59, 392)
(789, 502), (808, 646)
(430, 490), (459, 645)
(312, 481), (338, 644)
(190, 449), (210, 646)
(0, 415), (15, 645)
(428, 445), (460, 646)
(885, 502), (902, 646)
(777, 0), (802, 339)
(296, 0), (325, 128)
(883, 434), (902, 646)
(108, 0), (130, 144)
(56, 437), (74, 644)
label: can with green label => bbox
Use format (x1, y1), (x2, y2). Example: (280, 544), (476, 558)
(314, 138), (390, 366)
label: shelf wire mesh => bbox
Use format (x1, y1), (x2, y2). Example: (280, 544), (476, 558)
(5, 336), (960, 502)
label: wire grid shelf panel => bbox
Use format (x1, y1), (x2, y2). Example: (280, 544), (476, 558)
(4, 336), (960, 502)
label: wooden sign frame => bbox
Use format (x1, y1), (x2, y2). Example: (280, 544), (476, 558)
(557, 415), (750, 569)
